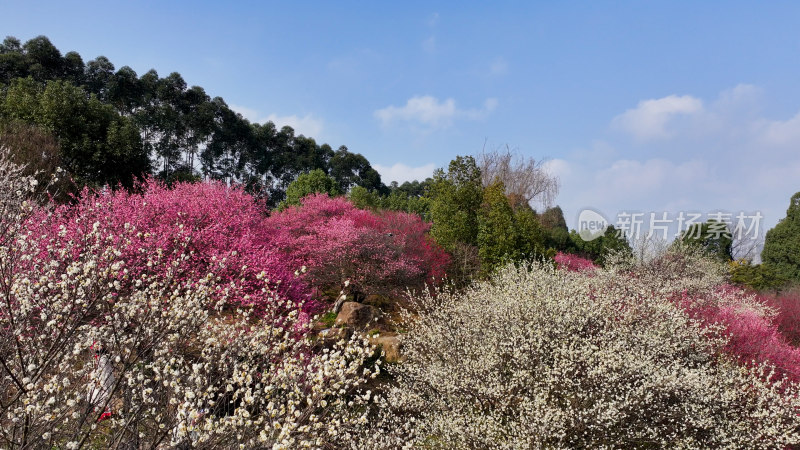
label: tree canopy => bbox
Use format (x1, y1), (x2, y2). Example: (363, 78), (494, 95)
(426, 155), (483, 251)
(762, 192), (800, 283)
(0, 35), (385, 204)
(679, 220), (734, 263)
(278, 169), (341, 210)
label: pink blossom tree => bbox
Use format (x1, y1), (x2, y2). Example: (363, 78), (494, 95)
(0, 151), (379, 448)
(760, 288), (800, 346)
(264, 194), (449, 298)
(554, 251), (596, 272)
(23, 180), (312, 315)
(677, 286), (800, 384)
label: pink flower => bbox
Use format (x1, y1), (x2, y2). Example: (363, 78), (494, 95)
(23, 179), (313, 316)
(554, 252), (596, 272)
(264, 194), (449, 297)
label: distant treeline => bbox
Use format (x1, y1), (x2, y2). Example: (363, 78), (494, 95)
(0, 35), (385, 206)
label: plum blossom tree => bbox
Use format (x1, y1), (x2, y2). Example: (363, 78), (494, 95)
(24, 179), (313, 315)
(363, 253), (800, 448)
(553, 251), (596, 272)
(265, 194), (449, 298)
(0, 148), (379, 449)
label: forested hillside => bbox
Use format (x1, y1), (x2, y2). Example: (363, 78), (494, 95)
(0, 35), (384, 206)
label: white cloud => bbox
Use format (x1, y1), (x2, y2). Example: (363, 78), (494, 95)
(752, 159), (800, 190)
(716, 83), (762, 107)
(374, 95), (498, 130)
(542, 158), (571, 178)
(376, 96), (455, 128)
(612, 95), (703, 140)
(595, 158), (709, 198)
(489, 57), (508, 76)
(555, 85), (800, 241)
(230, 104), (324, 137)
(422, 36), (436, 54)
(373, 162), (436, 184)
(758, 111), (800, 146)
(264, 113), (324, 137)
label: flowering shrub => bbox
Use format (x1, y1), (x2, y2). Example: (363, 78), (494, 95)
(23, 180), (312, 315)
(669, 285), (800, 384)
(366, 262), (800, 448)
(264, 194), (449, 297)
(605, 242), (728, 296)
(553, 251), (596, 272)
(710, 302), (800, 383)
(5, 144), (799, 448)
(0, 151), (379, 449)
(614, 245), (800, 385)
(761, 288), (800, 346)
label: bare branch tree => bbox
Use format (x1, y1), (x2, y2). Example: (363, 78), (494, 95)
(476, 144), (559, 210)
(0, 122), (74, 201)
(629, 233), (671, 265)
(731, 234), (764, 262)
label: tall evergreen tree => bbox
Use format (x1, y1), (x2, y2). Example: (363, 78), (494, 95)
(477, 181), (517, 272)
(762, 192), (800, 283)
(0, 34), (373, 202)
(0, 77), (149, 187)
(426, 155), (484, 251)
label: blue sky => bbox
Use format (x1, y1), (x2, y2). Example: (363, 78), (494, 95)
(3, 1), (800, 243)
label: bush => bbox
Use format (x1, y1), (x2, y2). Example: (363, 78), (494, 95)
(23, 179), (313, 315)
(264, 194), (449, 298)
(612, 245), (800, 385)
(761, 287), (800, 346)
(366, 261), (800, 448)
(675, 285), (800, 384)
(553, 251), (596, 272)
(605, 242), (727, 296)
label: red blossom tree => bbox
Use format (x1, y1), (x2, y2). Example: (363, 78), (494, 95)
(760, 289), (800, 346)
(554, 251), (596, 272)
(264, 194), (449, 298)
(672, 285), (800, 384)
(23, 180), (313, 315)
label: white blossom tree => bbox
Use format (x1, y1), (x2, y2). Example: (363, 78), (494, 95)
(0, 147), (380, 449)
(365, 257), (800, 449)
